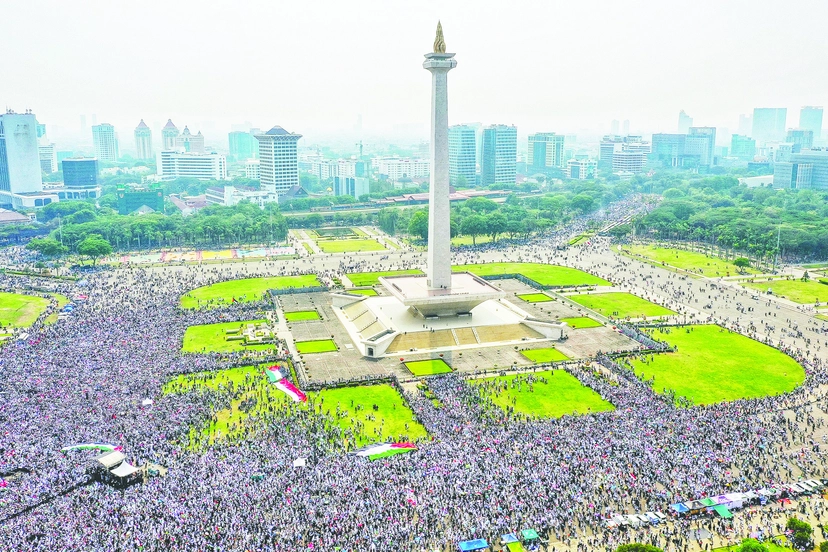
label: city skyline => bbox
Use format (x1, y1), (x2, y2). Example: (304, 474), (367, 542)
(3, 0), (828, 144)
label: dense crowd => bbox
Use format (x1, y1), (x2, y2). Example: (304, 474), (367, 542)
(1, 196), (828, 551)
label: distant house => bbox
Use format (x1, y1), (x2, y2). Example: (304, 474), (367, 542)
(0, 209), (31, 225)
(169, 194), (208, 216)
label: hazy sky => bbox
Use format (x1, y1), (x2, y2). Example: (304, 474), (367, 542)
(3, 0), (828, 146)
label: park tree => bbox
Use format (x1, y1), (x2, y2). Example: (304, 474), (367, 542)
(570, 193), (595, 214)
(77, 235), (113, 265)
(819, 541), (828, 552)
(786, 516), (813, 550)
(735, 539), (768, 552)
(733, 257), (751, 272)
(378, 208), (400, 235)
(486, 212), (507, 242)
(615, 544), (663, 552)
(26, 237), (68, 258)
(408, 210), (429, 241)
(460, 214), (487, 245)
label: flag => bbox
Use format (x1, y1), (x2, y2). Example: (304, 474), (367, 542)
(275, 379), (307, 402)
(353, 442), (417, 460)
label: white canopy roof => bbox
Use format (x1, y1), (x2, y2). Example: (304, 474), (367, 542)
(96, 451), (125, 469)
(110, 462), (139, 478)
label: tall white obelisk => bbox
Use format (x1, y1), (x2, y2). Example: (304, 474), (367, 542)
(424, 21), (456, 290)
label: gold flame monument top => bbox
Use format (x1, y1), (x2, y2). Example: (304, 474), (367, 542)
(433, 21), (446, 53)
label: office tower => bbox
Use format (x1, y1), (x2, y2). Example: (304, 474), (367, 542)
(36, 124), (46, 138)
(566, 158), (597, 180)
(134, 119), (153, 159)
(599, 136), (623, 172)
(610, 120), (620, 134)
(737, 114), (752, 136)
(92, 123), (118, 162)
(622, 119), (630, 135)
(799, 107), (823, 140)
(650, 134), (686, 167)
(333, 175), (369, 199)
(62, 158), (99, 187)
(175, 126), (205, 154)
(0, 111), (44, 196)
(773, 162), (813, 189)
(162, 119), (179, 150)
(527, 133), (565, 172)
(228, 131), (258, 160)
(38, 136), (57, 173)
(612, 150), (647, 174)
(678, 110), (693, 134)
(448, 125), (477, 186)
(245, 159), (260, 180)
(255, 126), (302, 193)
(685, 127), (716, 166)
(730, 135), (757, 160)
(157, 151), (227, 180)
(752, 108), (787, 143)
(481, 124), (517, 186)
(786, 129), (814, 153)
(779, 150), (828, 189)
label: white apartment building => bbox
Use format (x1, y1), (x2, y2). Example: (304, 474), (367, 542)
(245, 159), (260, 180)
(157, 150), (227, 181)
(256, 126), (302, 193)
(205, 185), (279, 208)
(92, 123), (119, 162)
(374, 157), (430, 182)
(38, 136), (58, 173)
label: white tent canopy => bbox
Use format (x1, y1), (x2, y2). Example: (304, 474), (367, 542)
(96, 451), (125, 469)
(110, 462), (139, 478)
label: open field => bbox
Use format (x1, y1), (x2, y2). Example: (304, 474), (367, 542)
(405, 359), (453, 376)
(43, 293), (70, 325)
(295, 339), (338, 354)
(568, 292), (675, 318)
(347, 289), (379, 296)
(521, 348), (569, 363)
(182, 320), (273, 353)
(620, 244), (760, 275)
(457, 262), (610, 287)
(317, 239), (386, 253)
(472, 370), (614, 418)
(347, 269), (424, 287)
(181, 275), (321, 308)
(284, 310), (321, 322)
(560, 316), (603, 329)
(517, 293), (553, 303)
(0, 292), (52, 328)
(743, 278), (828, 304)
(630, 325), (805, 404)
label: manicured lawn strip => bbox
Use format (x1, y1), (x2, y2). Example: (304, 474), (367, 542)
(817, 314), (828, 322)
(302, 242), (315, 255)
(317, 239), (386, 253)
(284, 310), (320, 322)
(405, 359), (452, 376)
(743, 279), (828, 304)
(568, 292), (675, 318)
(713, 542), (792, 552)
(295, 339), (337, 354)
(521, 348), (569, 363)
(630, 325), (805, 404)
(621, 245), (760, 275)
(0, 292), (51, 328)
(517, 293), (553, 303)
(472, 370), (614, 418)
(347, 289), (379, 296)
(181, 275), (321, 308)
(182, 320), (273, 353)
(315, 384), (428, 447)
(456, 262), (610, 287)
(347, 269), (424, 287)
(560, 316), (603, 329)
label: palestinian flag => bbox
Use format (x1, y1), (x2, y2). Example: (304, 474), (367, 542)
(354, 442), (417, 460)
(264, 365), (284, 384)
(274, 379), (307, 403)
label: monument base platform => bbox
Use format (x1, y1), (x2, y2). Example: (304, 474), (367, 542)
(379, 272), (505, 318)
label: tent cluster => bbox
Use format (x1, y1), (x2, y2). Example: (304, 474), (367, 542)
(458, 529), (543, 552)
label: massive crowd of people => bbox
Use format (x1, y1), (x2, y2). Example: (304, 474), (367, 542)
(1, 196), (828, 551)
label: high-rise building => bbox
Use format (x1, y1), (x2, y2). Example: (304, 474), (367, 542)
(36, 123), (46, 138)
(527, 133), (565, 172)
(92, 123), (118, 162)
(612, 150), (647, 174)
(678, 110), (693, 134)
(773, 162), (813, 189)
(685, 127), (716, 166)
(255, 126), (302, 194)
(738, 114), (753, 136)
(134, 119), (153, 159)
(622, 119), (630, 136)
(0, 111), (44, 199)
(566, 158), (597, 180)
(229, 131), (258, 160)
(730, 135), (757, 160)
(799, 106), (823, 140)
(62, 158), (99, 187)
(38, 136), (57, 173)
(752, 108), (787, 144)
(333, 175), (369, 199)
(375, 157), (430, 182)
(448, 125), (477, 186)
(651, 134), (687, 167)
(157, 151), (227, 181)
(782, 150), (828, 189)
(599, 135), (623, 172)
(786, 129), (814, 153)
(245, 159), (260, 180)
(481, 124), (517, 186)
(175, 126), (205, 154)
(610, 120), (620, 135)
(162, 119), (179, 150)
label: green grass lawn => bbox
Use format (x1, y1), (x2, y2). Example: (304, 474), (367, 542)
(568, 292), (675, 318)
(295, 339), (337, 354)
(472, 370), (614, 418)
(450, 234), (494, 246)
(631, 325), (805, 405)
(521, 348), (569, 363)
(517, 293), (553, 303)
(317, 239), (386, 253)
(621, 244), (760, 275)
(348, 289), (379, 296)
(404, 359), (452, 376)
(315, 384), (428, 447)
(456, 262), (610, 287)
(743, 278), (828, 304)
(347, 269), (424, 287)
(44, 293), (70, 325)
(284, 310), (320, 322)
(0, 292), (51, 328)
(302, 242), (315, 254)
(181, 275), (321, 308)
(560, 316), (603, 329)
(713, 541), (792, 552)
(817, 314), (828, 322)
(182, 320), (274, 353)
